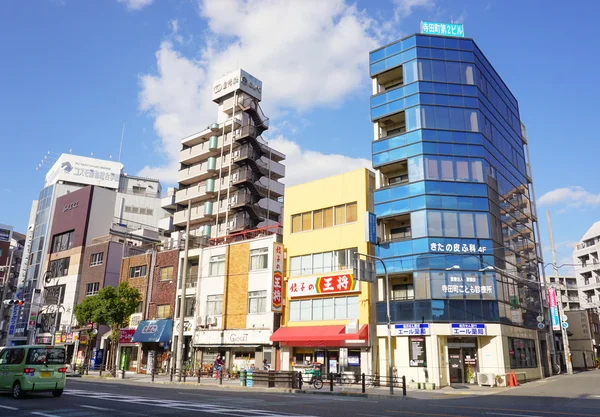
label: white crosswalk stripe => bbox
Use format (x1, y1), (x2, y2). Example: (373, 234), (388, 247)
(64, 389), (318, 417)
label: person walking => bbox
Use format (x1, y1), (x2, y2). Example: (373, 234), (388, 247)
(262, 359), (269, 370)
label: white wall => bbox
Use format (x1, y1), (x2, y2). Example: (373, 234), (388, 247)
(87, 187), (117, 245)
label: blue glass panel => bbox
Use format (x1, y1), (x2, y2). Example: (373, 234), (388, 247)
(466, 132), (482, 144)
(404, 82), (418, 95)
(437, 130), (452, 143)
(448, 84), (463, 95)
(391, 199), (410, 214)
(371, 94), (387, 108)
(416, 47), (431, 58)
(449, 107), (466, 130)
(422, 129), (436, 141)
(373, 152), (390, 166)
(411, 195), (426, 210)
(390, 184), (410, 200)
(423, 142), (437, 154)
(409, 181), (426, 196)
(374, 202), (392, 217)
(412, 238), (428, 254)
(426, 195), (441, 208)
(429, 36), (445, 48)
(388, 98), (405, 114)
(469, 145), (484, 157)
(371, 105), (386, 120)
(386, 42), (403, 58)
(405, 94), (418, 107)
(420, 94), (435, 105)
(435, 107), (451, 130)
(370, 49), (385, 64)
(453, 144), (469, 155)
(444, 38), (459, 49)
(403, 47), (417, 62)
(415, 35), (429, 46)
(374, 188), (391, 204)
(438, 142), (453, 155)
(404, 36), (416, 49)
(459, 51), (474, 62)
(473, 198), (488, 211)
(373, 140), (388, 154)
(386, 53), (402, 70)
(431, 48), (445, 60)
(434, 94), (449, 106)
(389, 147), (407, 161)
(458, 39), (472, 50)
(445, 49), (460, 61)
(371, 61), (386, 75)
(433, 83), (449, 94)
(464, 97), (478, 108)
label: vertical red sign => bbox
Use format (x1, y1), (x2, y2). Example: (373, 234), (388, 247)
(271, 243), (283, 312)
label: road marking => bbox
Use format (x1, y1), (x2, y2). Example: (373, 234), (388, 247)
(81, 405), (113, 411)
(386, 411), (467, 417)
(486, 413), (543, 417)
(420, 405), (600, 417)
(0, 405), (19, 411)
(31, 413), (63, 417)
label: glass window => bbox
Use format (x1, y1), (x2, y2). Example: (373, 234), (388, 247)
(157, 304), (171, 319)
(300, 300), (312, 321)
(208, 255), (225, 277)
(323, 251), (333, 273)
(313, 253), (324, 274)
(347, 296), (359, 318)
(291, 215), (301, 233)
(49, 257), (70, 278)
(248, 290), (267, 314)
(51, 230), (74, 253)
(90, 252), (103, 267)
(509, 338), (537, 368)
(313, 210), (323, 230)
(443, 212), (459, 237)
(129, 265), (147, 278)
(403, 60), (417, 84)
(85, 282), (99, 296)
(290, 301), (301, 321)
(301, 212), (312, 231)
(206, 295), (223, 316)
(392, 284), (414, 300)
(323, 298), (335, 319)
(459, 213), (475, 238)
(427, 211), (443, 236)
(176, 296), (196, 318)
(249, 247), (269, 271)
(450, 107), (466, 131)
(346, 203), (357, 223)
(471, 160), (484, 182)
(335, 297), (347, 319)
(26, 348), (64, 365)
(323, 208), (334, 228)
(456, 160), (470, 181)
(411, 210), (427, 238)
(475, 213), (491, 238)
(335, 205), (346, 225)
(312, 298), (323, 321)
(425, 157), (439, 180)
(418, 59), (432, 81)
(290, 257), (301, 277)
(160, 266), (174, 281)
(300, 255), (312, 275)
(441, 159), (454, 180)
(431, 60), (447, 82)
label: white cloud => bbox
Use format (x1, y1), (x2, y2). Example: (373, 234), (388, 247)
(137, 0), (390, 185)
(268, 136), (372, 186)
(117, 0), (153, 11)
(537, 186), (600, 208)
(393, 0), (436, 20)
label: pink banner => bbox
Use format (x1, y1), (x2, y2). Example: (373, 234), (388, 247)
(548, 287), (557, 308)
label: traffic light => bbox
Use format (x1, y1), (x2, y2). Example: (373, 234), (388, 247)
(2, 299), (24, 306)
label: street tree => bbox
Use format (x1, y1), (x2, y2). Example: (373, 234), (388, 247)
(74, 282), (142, 374)
(73, 294), (102, 373)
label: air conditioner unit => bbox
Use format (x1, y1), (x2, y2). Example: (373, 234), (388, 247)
(477, 372), (495, 387)
(208, 317), (218, 326)
(197, 316), (205, 326)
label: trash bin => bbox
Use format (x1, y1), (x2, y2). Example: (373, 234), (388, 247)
(240, 370), (247, 386)
(246, 369), (254, 387)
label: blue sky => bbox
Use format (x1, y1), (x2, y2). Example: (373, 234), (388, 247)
(2, 0), (598, 273)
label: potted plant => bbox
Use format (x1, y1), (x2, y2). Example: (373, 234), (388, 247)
(466, 365), (475, 384)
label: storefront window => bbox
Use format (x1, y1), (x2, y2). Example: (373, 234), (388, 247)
(289, 296), (359, 322)
(508, 338), (537, 368)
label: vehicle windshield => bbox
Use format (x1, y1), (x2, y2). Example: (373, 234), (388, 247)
(26, 348), (66, 365)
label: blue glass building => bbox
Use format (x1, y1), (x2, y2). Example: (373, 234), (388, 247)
(370, 33), (546, 385)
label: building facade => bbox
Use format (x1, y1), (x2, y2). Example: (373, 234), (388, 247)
(0, 225), (25, 346)
(164, 229), (282, 373)
(564, 310), (600, 370)
(174, 69), (285, 241)
(271, 169), (376, 379)
(369, 32), (545, 386)
(573, 221), (600, 312)
(548, 276), (580, 311)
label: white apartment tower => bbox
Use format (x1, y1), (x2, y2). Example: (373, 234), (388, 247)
(174, 70), (285, 239)
(573, 221), (600, 312)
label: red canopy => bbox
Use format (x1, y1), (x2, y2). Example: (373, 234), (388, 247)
(270, 324), (368, 347)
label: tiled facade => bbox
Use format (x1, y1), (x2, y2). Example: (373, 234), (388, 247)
(223, 243), (250, 329)
(147, 249), (179, 320)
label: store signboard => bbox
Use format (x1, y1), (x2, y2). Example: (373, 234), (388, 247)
(119, 329), (136, 344)
(395, 323), (430, 336)
(450, 323), (486, 336)
(409, 336), (427, 367)
(287, 273), (358, 298)
(420, 21), (464, 37)
(271, 243), (284, 312)
(0, 224), (12, 242)
(44, 154), (123, 189)
(548, 287), (560, 331)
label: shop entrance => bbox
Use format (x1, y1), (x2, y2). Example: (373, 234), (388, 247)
(447, 338), (478, 384)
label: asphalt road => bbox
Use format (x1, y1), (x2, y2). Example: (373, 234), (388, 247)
(0, 371), (599, 417)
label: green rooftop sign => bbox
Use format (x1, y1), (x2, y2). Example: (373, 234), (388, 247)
(420, 21), (464, 37)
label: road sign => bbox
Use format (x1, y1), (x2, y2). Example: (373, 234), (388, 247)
(561, 314), (568, 322)
(562, 321), (569, 329)
(537, 323), (545, 330)
(536, 316), (544, 323)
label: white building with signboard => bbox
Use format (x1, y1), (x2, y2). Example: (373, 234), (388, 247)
(173, 232), (283, 372)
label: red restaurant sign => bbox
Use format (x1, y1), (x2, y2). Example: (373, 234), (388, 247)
(271, 243), (284, 312)
(288, 274), (358, 298)
(119, 329), (136, 344)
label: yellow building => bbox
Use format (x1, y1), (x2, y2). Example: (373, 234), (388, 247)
(271, 168), (377, 378)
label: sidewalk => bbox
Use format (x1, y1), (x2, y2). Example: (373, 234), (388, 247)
(76, 371), (515, 399)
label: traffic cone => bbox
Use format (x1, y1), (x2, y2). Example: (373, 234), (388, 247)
(508, 371), (515, 387)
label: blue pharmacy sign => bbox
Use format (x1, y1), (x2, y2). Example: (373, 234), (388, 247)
(451, 323), (486, 336)
(365, 212), (377, 244)
(421, 21), (464, 37)
(395, 323), (430, 336)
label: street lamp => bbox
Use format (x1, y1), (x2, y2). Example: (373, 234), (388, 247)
(355, 252), (394, 395)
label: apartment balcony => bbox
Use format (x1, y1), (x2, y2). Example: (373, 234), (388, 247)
(175, 180), (216, 205)
(380, 214), (411, 244)
(231, 147), (285, 180)
(173, 202), (215, 227)
(161, 193), (176, 211)
(215, 213), (252, 235)
(180, 136), (223, 165)
(158, 216), (173, 231)
(230, 168), (285, 198)
(178, 155), (231, 185)
(181, 125), (218, 147)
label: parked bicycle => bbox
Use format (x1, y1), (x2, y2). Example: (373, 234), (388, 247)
(366, 373), (380, 387)
(303, 363), (324, 389)
(333, 373), (353, 385)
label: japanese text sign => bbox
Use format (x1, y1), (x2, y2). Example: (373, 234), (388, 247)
(421, 21), (464, 37)
(288, 273), (358, 298)
(451, 323), (486, 335)
(119, 329), (136, 344)
(548, 288), (560, 330)
(430, 242), (487, 254)
(272, 243), (284, 312)
(395, 323), (429, 336)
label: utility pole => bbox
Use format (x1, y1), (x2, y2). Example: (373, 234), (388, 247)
(546, 210), (573, 375)
(0, 250), (15, 337)
(176, 200), (191, 381)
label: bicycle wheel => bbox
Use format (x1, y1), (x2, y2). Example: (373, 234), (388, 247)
(313, 378), (323, 390)
(553, 364), (561, 375)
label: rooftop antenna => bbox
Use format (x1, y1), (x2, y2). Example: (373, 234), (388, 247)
(118, 122), (125, 162)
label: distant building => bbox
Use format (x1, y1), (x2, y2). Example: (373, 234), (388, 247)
(564, 310), (599, 370)
(573, 221), (600, 312)
(0, 224), (26, 346)
(548, 276), (580, 311)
